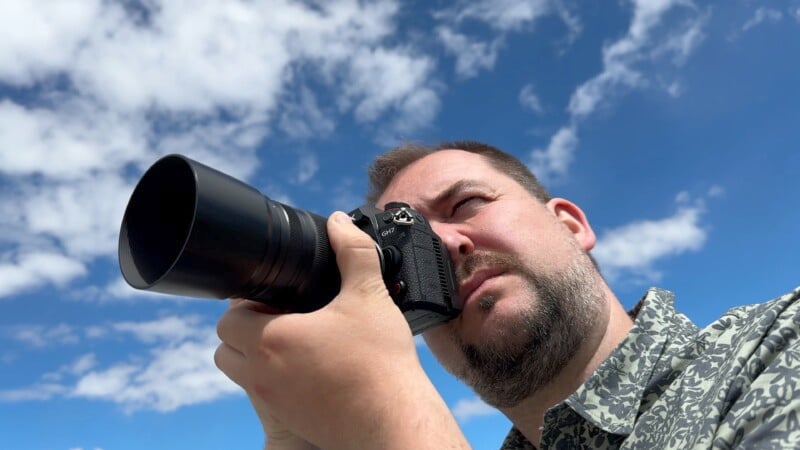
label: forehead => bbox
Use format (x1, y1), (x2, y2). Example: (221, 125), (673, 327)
(377, 149), (507, 208)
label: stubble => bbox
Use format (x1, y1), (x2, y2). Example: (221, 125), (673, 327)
(448, 250), (604, 408)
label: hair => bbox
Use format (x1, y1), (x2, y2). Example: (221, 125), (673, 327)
(366, 141), (552, 205)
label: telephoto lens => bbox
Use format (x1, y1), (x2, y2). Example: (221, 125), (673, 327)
(118, 154), (341, 312)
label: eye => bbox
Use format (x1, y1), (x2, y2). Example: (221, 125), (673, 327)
(451, 196), (485, 217)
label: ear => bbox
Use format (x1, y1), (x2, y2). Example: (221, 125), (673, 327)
(546, 198), (596, 251)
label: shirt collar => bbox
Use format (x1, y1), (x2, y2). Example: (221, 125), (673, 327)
(558, 287), (684, 436)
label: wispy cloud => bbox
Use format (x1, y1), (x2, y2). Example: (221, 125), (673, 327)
(593, 191), (712, 283)
(452, 396), (500, 422)
(293, 154), (320, 185)
(436, 27), (503, 79)
(433, 0), (582, 78)
(519, 83), (545, 115)
(528, 125), (578, 180)
(0, 315), (237, 413)
(529, 0), (708, 182)
(279, 88), (335, 141)
(436, 0), (552, 32)
(742, 8), (783, 32)
(6, 323), (81, 348)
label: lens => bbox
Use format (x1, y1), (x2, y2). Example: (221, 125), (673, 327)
(122, 157), (196, 286)
(119, 155), (341, 312)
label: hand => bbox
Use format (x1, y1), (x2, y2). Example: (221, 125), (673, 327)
(247, 390), (317, 450)
(216, 299), (316, 450)
(215, 212), (469, 449)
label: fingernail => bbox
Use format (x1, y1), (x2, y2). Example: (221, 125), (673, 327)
(334, 211), (352, 224)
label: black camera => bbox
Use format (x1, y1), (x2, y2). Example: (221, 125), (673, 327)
(118, 154), (461, 334)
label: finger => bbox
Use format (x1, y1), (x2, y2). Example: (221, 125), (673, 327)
(214, 343), (248, 389)
(217, 304), (276, 355)
(327, 211), (384, 292)
(230, 297), (287, 315)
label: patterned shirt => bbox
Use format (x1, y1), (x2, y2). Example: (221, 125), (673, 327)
(501, 287), (800, 449)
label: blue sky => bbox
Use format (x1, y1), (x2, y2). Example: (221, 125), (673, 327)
(0, 1), (798, 449)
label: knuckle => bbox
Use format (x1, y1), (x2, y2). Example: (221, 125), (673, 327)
(215, 314), (229, 340)
(213, 345), (223, 369)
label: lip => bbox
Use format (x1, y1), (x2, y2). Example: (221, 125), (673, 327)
(459, 268), (506, 309)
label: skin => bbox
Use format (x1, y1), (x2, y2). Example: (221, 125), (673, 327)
(216, 211), (469, 450)
(215, 149), (633, 448)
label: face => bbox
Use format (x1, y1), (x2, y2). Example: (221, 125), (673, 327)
(376, 150), (606, 407)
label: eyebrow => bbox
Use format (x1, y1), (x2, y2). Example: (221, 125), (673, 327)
(427, 179), (487, 209)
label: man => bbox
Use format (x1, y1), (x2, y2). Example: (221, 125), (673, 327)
(215, 142), (800, 449)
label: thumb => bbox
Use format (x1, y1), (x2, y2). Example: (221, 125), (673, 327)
(327, 211), (385, 295)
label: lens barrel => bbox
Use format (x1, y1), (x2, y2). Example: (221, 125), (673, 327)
(118, 155), (340, 312)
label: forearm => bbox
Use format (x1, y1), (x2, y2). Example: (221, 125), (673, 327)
(314, 367), (470, 450)
(372, 379), (470, 450)
(265, 436), (318, 450)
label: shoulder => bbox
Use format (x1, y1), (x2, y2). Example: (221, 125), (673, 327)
(709, 287), (800, 448)
(699, 286), (800, 345)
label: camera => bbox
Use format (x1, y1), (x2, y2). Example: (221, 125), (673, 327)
(118, 154), (461, 334)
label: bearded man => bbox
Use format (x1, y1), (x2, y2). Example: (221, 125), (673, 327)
(215, 142), (800, 449)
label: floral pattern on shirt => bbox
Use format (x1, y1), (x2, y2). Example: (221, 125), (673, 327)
(501, 287), (800, 449)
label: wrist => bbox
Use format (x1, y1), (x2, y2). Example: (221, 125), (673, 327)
(335, 366), (470, 450)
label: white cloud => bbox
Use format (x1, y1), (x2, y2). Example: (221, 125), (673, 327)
(0, 99), (149, 180)
(433, 0), (581, 77)
(342, 47), (439, 126)
(0, 383), (67, 401)
(112, 316), (205, 344)
(0, 1), (103, 85)
(707, 185), (725, 198)
(0, 253), (87, 298)
(0, 0), (445, 299)
(593, 194), (709, 283)
(553, 0), (583, 47)
(742, 8), (783, 32)
(43, 354), (98, 382)
(519, 84), (545, 114)
(666, 80), (683, 98)
(295, 154), (320, 185)
(528, 125), (578, 183)
(0, 315), (240, 413)
(7, 323), (81, 348)
(17, 174), (134, 258)
(437, 0), (551, 32)
(452, 396), (500, 422)
(437, 26), (503, 79)
(73, 335), (237, 413)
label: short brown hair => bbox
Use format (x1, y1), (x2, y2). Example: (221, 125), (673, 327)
(366, 141), (551, 205)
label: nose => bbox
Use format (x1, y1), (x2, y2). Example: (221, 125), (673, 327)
(431, 221), (474, 264)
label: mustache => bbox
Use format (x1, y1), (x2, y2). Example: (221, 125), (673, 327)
(456, 251), (527, 285)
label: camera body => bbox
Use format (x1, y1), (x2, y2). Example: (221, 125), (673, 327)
(350, 202), (461, 334)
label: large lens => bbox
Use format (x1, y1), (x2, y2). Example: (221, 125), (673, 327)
(119, 155), (341, 312)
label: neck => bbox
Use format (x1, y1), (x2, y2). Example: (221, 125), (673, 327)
(500, 284), (633, 445)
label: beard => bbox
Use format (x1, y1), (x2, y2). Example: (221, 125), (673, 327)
(445, 249), (604, 408)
